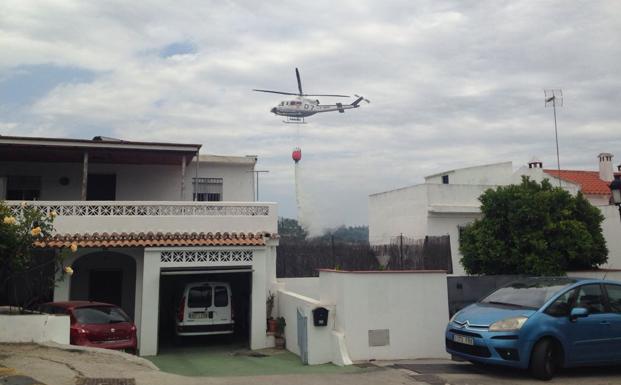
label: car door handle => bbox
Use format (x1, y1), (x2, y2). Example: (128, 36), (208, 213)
(600, 321), (611, 325)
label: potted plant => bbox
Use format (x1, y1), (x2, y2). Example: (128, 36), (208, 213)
(266, 291), (277, 333)
(275, 316), (286, 348)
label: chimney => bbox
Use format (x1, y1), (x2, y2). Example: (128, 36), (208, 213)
(528, 157), (543, 169)
(598, 153), (614, 182)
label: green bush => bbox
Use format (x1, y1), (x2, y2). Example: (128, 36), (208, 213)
(460, 177), (608, 276)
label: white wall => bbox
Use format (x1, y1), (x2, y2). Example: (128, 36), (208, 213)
(278, 278), (320, 300)
(600, 205), (621, 270)
(369, 185), (428, 245)
(568, 270), (621, 281)
(427, 214), (480, 276)
(185, 161), (255, 202)
(318, 270), (449, 361)
(278, 289), (336, 365)
(425, 162), (513, 185)
(0, 313), (69, 344)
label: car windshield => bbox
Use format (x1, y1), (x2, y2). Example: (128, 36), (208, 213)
(73, 306), (130, 324)
(480, 278), (577, 309)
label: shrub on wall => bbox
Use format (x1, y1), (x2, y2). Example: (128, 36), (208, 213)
(459, 177), (608, 276)
(0, 202), (74, 311)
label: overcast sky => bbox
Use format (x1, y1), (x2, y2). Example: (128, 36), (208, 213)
(1, 1), (620, 230)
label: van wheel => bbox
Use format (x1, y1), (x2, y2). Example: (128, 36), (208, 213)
(530, 339), (560, 381)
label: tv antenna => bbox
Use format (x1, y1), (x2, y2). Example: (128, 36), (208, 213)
(544, 89), (563, 187)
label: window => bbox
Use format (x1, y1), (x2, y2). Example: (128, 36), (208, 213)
(73, 306), (130, 324)
(605, 284), (621, 313)
(193, 178), (223, 201)
(575, 284), (605, 314)
(442, 175), (449, 184)
(545, 288), (577, 317)
(6, 175), (41, 200)
(188, 286), (212, 308)
(214, 286), (228, 307)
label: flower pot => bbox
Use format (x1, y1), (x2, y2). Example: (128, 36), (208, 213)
(267, 318), (278, 333)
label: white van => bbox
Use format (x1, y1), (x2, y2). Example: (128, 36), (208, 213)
(175, 282), (234, 336)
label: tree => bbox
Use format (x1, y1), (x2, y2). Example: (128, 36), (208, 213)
(459, 177), (608, 276)
(1, 202), (75, 311)
(315, 225), (369, 244)
(278, 217), (308, 242)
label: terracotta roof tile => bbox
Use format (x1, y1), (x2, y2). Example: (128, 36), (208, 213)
(34, 231), (276, 249)
(543, 169), (611, 195)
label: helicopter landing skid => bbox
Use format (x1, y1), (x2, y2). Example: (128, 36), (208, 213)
(283, 117), (306, 124)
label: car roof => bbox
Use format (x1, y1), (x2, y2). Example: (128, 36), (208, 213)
(42, 301), (118, 309)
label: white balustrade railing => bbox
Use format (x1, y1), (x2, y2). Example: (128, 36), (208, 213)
(5, 201), (270, 217)
(4, 201), (277, 235)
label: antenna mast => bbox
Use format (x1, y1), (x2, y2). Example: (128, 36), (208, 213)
(544, 89), (563, 187)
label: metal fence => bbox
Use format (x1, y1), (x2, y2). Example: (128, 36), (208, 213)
(371, 235), (453, 272)
(276, 235), (453, 277)
(277, 239), (379, 277)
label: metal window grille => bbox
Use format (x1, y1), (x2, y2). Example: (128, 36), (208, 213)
(193, 178), (223, 201)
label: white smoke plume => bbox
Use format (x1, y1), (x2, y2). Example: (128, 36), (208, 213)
(294, 161), (323, 237)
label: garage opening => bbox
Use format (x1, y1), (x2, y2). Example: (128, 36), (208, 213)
(157, 267), (252, 354)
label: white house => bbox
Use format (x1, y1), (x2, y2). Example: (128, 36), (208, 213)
(369, 154), (621, 276)
(0, 135), (278, 356)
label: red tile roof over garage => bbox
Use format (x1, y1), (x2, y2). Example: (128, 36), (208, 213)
(34, 231), (275, 248)
(544, 170), (611, 195)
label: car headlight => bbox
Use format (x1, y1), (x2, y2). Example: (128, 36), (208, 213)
(488, 316), (528, 332)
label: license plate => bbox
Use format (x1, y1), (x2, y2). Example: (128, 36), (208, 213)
(190, 312), (208, 319)
(453, 334), (474, 346)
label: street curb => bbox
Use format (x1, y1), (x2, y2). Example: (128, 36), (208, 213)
(40, 342), (159, 371)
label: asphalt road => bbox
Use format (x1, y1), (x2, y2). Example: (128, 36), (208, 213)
(390, 360), (621, 385)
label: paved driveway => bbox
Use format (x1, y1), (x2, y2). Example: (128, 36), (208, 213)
(2, 344), (621, 385)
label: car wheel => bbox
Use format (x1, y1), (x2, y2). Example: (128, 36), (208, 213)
(530, 339), (560, 381)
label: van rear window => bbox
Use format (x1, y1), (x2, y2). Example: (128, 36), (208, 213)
(188, 286), (212, 308)
(214, 286), (228, 307)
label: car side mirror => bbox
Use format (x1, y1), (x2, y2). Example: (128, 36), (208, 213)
(570, 307), (589, 321)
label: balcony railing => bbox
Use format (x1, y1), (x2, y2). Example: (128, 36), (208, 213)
(6, 201), (270, 217)
(4, 201), (277, 235)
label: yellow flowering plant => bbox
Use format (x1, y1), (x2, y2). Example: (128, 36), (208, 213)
(1, 201), (65, 312)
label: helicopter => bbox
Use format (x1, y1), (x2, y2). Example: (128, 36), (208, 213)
(253, 68), (370, 123)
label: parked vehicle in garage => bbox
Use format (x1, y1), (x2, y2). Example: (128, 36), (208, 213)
(446, 277), (621, 380)
(39, 301), (137, 352)
(175, 281), (234, 336)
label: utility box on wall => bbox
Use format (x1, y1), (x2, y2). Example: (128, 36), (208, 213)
(312, 307), (329, 327)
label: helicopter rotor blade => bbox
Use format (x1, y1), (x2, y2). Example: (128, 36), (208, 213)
(253, 89), (300, 96)
(303, 94), (350, 98)
(296, 68), (303, 96)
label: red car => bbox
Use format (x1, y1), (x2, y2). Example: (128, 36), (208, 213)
(39, 301), (137, 353)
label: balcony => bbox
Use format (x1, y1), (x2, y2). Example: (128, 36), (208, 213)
(6, 201), (277, 235)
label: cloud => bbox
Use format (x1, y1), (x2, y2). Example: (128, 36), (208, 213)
(0, 0), (620, 230)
